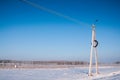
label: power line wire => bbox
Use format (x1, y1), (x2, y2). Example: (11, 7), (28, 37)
(20, 0), (89, 27)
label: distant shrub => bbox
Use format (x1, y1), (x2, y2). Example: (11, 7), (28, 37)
(115, 61), (120, 64)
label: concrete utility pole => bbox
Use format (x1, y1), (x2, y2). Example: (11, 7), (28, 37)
(88, 24), (99, 76)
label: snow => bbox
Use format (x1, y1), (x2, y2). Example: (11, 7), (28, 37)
(0, 66), (120, 80)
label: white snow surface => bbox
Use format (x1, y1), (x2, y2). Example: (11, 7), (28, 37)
(0, 66), (120, 80)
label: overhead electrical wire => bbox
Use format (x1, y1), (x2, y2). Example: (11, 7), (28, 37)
(20, 0), (89, 26)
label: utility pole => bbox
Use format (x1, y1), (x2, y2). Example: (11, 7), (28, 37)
(88, 24), (99, 76)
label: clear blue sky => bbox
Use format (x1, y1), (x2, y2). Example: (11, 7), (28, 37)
(0, 0), (120, 63)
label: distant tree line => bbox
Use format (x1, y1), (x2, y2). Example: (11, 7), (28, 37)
(0, 60), (88, 65)
(115, 61), (120, 64)
(1, 60), (119, 68)
(0, 59), (90, 68)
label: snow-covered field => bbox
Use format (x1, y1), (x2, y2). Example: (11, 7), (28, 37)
(0, 66), (120, 80)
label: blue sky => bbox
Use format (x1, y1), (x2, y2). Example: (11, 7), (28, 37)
(0, 0), (120, 63)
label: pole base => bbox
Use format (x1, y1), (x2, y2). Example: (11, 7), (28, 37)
(88, 73), (93, 76)
(96, 72), (100, 75)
